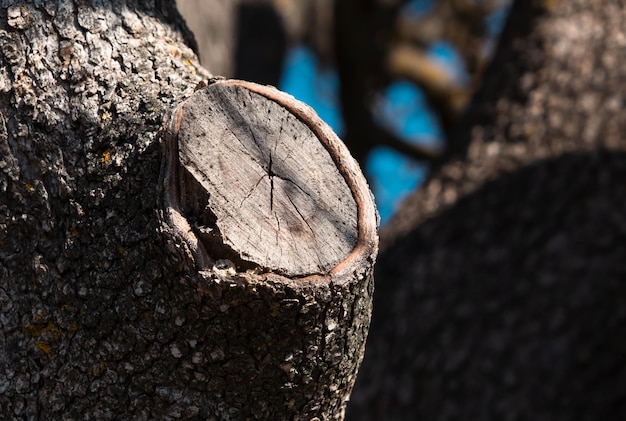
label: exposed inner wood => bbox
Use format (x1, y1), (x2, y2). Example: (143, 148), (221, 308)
(177, 83), (358, 276)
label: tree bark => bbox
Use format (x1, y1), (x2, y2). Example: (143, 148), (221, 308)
(0, 2), (378, 419)
(348, 0), (626, 420)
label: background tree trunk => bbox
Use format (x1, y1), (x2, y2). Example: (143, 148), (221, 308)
(175, 0), (236, 77)
(0, 2), (377, 419)
(348, 0), (626, 419)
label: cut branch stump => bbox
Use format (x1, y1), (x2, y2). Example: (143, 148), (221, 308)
(159, 79), (379, 419)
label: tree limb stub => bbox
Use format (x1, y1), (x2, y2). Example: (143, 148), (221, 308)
(162, 79), (379, 280)
(0, 2), (376, 418)
(159, 79), (379, 419)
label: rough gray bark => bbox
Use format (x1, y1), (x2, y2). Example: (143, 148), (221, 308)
(348, 0), (626, 420)
(0, 1), (378, 419)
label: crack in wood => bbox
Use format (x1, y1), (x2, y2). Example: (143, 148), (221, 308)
(239, 173), (266, 208)
(269, 151), (275, 211)
(286, 193), (315, 234)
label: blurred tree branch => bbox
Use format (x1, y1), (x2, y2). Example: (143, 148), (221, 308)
(299, 0), (508, 165)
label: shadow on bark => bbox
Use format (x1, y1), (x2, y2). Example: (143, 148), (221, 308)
(348, 149), (626, 420)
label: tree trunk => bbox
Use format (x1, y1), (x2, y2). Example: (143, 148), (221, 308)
(0, 2), (378, 419)
(175, 0), (236, 77)
(348, 0), (626, 420)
